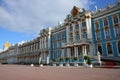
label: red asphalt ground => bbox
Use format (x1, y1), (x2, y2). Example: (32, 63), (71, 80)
(0, 64), (120, 80)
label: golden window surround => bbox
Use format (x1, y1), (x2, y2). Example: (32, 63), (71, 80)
(95, 29), (100, 32)
(114, 23), (119, 28)
(104, 26), (109, 30)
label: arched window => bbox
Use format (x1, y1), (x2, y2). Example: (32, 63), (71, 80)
(75, 24), (79, 29)
(69, 26), (73, 31)
(103, 18), (108, 26)
(118, 41), (120, 54)
(107, 43), (113, 55)
(114, 26), (120, 37)
(96, 31), (101, 40)
(113, 15), (119, 24)
(98, 44), (102, 55)
(105, 29), (111, 39)
(95, 21), (99, 29)
(83, 32), (87, 39)
(82, 21), (86, 27)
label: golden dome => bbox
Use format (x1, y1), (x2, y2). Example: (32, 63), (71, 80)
(3, 42), (11, 50)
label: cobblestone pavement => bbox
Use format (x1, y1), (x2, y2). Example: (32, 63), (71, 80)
(0, 64), (120, 80)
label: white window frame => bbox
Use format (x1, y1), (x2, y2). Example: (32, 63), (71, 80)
(106, 43), (113, 56)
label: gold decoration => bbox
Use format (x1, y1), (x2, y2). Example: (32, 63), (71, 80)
(3, 42), (11, 50)
(95, 29), (100, 32)
(77, 18), (81, 21)
(85, 16), (90, 19)
(114, 24), (119, 27)
(71, 6), (79, 17)
(104, 26), (109, 30)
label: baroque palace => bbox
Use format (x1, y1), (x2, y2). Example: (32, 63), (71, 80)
(0, 1), (120, 66)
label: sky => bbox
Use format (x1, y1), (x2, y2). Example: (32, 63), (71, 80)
(0, 0), (117, 50)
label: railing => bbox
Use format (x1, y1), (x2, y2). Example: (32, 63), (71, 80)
(62, 39), (92, 47)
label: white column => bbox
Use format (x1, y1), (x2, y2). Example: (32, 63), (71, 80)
(82, 46), (85, 57)
(78, 22), (82, 39)
(84, 45), (87, 56)
(66, 26), (69, 43)
(44, 37), (46, 49)
(62, 49), (64, 58)
(74, 47), (77, 57)
(67, 48), (71, 57)
(75, 47), (78, 57)
(72, 23), (76, 42)
(85, 14), (92, 39)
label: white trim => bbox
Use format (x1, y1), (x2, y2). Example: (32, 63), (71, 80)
(95, 31), (101, 41)
(93, 11), (120, 20)
(112, 14), (120, 37)
(94, 20), (102, 41)
(94, 20), (100, 30)
(112, 14), (120, 25)
(103, 17), (112, 39)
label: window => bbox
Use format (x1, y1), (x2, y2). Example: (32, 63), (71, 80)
(75, 24), (79, 29)
(103, 18), (108, 26)
(69, 26), (73, 31)
(107, 43), (113, 55)
(82, 21), (86, 27)
(75, 31), (80, 41)
(118, 41), (120, 54)
(78, 46), (82, 57)
(105, 29), (111, 39)
(114, 26), (120, 37)
(113, 15), (119, 24)
(69, 33), (73, 42)
(83, 32), (87, 39)
(94, 21), (99, 29)
(96, 31), (101, 41)
(97, 44), (102, 55)
(70, 47), (74, 58)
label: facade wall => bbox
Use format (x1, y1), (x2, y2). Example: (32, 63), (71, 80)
(51, 25), (66, 61)
(0, 1), (120, 64)
(92, 1), (120, 59)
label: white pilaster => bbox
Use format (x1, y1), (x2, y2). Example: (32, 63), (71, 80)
(85, 13), (92, 39)
(66, 26), (69, 43)
(44, 37), (46, 49)
(74, 47), (77, 57)
(62, 49), (64, 58)
(72, 23), (76, 42)
(82, 46), (85, 57)
(67, 48), (71, 57)
(76, 47), (78, 57)
(78, 22), (82, 39)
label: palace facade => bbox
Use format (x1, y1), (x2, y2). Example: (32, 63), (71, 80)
(0, 1), (120, 65)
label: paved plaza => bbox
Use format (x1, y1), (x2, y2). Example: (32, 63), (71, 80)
(0, 64), (120, 80)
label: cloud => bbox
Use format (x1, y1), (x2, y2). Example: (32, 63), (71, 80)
(0, 0), (94, 34)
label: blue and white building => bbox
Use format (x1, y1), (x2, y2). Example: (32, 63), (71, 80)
(92, 0), (120, 61)
(0, 1), (120, 65)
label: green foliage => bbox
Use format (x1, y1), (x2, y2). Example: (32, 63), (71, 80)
(52, 58), (56, 62)
(87, 58), (91, 65)
(59, 58), (63, 61)
(66, 57), (70, 61)
(31, 60), (33, 64)
(84, 56), (89, 60)
(84, 56), (92, 65)
(40, 60), (42, 64)
(74, 57), (78, 61)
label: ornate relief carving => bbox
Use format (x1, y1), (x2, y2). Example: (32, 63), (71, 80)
(71, 6), (79, 17)
(85, 16), (90, 19)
